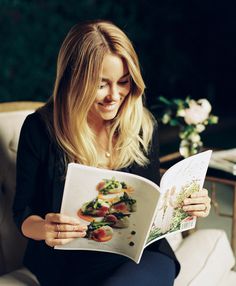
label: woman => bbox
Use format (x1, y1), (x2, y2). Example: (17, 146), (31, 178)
(13, 20), (211, 286)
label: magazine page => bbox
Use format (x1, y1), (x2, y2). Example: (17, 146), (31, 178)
(55, 164), (160, 263)
(146, 150), (212, 247)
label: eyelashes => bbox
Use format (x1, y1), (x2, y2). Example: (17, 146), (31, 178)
(98, 80), (130, 90)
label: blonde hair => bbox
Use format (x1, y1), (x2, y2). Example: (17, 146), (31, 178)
(42, 20), (155, 169)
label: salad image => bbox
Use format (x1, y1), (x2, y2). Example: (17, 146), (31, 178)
(79, 198), (111, 218)
(86, 222), (113, 242)
(97, 177), (124, 194)
(110, 192), (137, 213)
(77, 177), (137, 243)
(103, 213), (130, 228)
(97, 177), (134, 201)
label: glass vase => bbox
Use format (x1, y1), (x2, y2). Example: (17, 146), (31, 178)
(179, 138), (203, 158)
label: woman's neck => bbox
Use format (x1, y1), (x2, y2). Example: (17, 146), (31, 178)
(88, 119), (116, 169)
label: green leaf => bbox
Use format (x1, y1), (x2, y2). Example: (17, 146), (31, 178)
(158, 96), (172, 106)
(170, 118), (179, 126)
(173, 99), (184, 107)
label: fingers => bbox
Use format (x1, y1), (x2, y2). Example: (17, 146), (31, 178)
(55, 231), (87, 239)
(46, 238), (74, 247)
(184, 197), (209, 205)
(182, 188), (211, 218)
(190, 188), (208, 198)
(45, 229), (87, 247)
(44, 213), (88, 247)
(184, 207), (210, 218)
(54, 224), (87, 232)
(45, 213), (81, 225)
(183, 204), (206, 212)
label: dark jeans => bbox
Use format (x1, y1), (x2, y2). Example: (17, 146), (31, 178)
(102, 250), (176, 286)
(37, 250), (176, 286)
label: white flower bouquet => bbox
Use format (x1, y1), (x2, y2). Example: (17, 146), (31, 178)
(159, 96), (218, 157)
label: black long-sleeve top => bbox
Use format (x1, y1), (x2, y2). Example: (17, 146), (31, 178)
(13, 111), (180, 280)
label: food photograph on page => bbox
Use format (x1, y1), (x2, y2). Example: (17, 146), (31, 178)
(55, 163), (161, 263)
(77, 177), (137, 244)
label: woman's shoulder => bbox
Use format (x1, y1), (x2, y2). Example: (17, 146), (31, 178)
(22, 111), (47, 134)
(20, 110), (52, 146)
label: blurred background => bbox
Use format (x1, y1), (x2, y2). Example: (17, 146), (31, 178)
(1, 0), (236, 154)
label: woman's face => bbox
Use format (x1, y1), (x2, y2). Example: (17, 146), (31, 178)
(89, 53), (131, 125)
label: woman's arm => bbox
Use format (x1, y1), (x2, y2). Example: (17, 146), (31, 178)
(22, 213), (87, 247)
(13, 113), (87, 247)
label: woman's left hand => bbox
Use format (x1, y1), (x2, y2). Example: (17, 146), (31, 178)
(182, 188), (211, 218)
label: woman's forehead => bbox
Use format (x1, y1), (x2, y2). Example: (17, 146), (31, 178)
(100, 54), (129, 81)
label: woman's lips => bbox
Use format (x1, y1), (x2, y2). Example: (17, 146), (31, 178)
(98, 102), (118, 111)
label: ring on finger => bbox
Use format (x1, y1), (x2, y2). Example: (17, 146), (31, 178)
(57, 231), (60, 239)
(204, 204), (209, 212)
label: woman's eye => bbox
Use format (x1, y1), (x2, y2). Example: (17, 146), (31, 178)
(118, 80), (129, 85)
(99, 83), (107, 89)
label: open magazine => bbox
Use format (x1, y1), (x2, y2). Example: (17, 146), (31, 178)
(55, 150), (212, 263)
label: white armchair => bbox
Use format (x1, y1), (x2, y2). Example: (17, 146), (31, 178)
(0, 102), (235, 285)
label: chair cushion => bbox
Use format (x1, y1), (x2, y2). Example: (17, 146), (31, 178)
(166, 233), (183, 252)
(0, 267), (39, 285)
(218, 270), (236, 286)
(0, 110), (35, 274)
(174, 229), (236, 286)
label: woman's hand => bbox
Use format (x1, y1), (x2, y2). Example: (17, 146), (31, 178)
(182, 188), (211, 218)
(44, 213), (87, 247)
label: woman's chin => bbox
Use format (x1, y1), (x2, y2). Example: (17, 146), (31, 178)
(99, 110), (119, 121)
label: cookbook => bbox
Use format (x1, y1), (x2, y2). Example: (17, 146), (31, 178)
(55, 150), (212, 263)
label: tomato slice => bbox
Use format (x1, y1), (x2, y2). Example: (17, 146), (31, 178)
(113, 203), (127, 211)
(92, 227), (113, 242)
(92, 235), (113, 242)
(77, 209), (94, 222)
(97, 181), (106, 191)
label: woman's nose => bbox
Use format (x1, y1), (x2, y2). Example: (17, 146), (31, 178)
(108, 85), (120, 101)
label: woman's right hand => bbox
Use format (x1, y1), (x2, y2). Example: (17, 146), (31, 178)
(44, 213), (87, 247)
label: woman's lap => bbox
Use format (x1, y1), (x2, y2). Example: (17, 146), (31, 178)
(36, 250), (176, 286)
(102, 250), (176, 286)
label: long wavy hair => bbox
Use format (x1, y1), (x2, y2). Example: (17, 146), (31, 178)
(39, 20), (156, 169)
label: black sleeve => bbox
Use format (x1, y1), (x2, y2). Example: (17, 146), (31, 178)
(12, 113), (47, 234)
(130, 122), (160, 185)
(147, 122), (161, 185)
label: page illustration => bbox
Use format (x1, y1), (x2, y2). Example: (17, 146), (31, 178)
(55, 165), (160, 263)
(146, 150), (212, 245)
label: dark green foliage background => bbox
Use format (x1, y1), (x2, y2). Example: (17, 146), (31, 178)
(1, 0), (235, 118)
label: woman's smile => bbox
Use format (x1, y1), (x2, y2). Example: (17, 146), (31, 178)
(98, 101), (119, 112)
